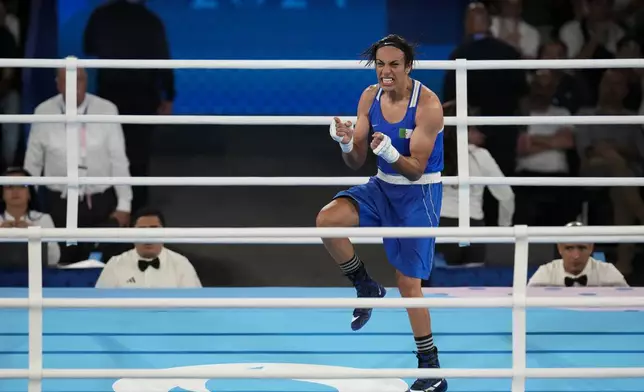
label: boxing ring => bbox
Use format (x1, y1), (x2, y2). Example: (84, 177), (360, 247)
(0, 57), (643, 392)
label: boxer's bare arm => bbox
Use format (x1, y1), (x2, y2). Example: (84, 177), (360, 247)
(332, 86), (377, 170)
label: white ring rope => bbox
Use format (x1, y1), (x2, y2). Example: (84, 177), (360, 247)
(2, 57), (643, 391)
(2, 296), (643, 309)
(3, 225), (644, 241)
(1, 114), (643, 125)
(0, 175), (643, 187)
(2, 57), (644, 69)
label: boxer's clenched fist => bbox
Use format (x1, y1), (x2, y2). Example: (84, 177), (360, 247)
(371, 132), (400, 164)
(370, 132), (385, 151)
(330, 117), (354, 153)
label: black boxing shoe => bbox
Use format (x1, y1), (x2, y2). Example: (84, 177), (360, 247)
(407, 347), (448, 392)
(350, 276), (386, 331)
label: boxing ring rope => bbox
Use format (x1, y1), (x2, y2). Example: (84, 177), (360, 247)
(0, 57), (642, 391)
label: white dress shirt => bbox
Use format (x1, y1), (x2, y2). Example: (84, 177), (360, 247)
(528, 257), (629, 287)
(516, 106), (571, 174)
(441, 145), (515, 226)
(0, 211), (60, 265)
(95, 247), (202, 288)
(490, 17), (541, 58)
(24, 93), (132, 212)
(559, 20), (625, 58)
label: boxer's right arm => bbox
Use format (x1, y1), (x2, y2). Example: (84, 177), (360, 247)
(338, 86), (377, 170)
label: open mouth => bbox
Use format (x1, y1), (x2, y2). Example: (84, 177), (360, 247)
(381, 77), (394, 86)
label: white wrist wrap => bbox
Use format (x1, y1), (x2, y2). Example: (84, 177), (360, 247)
(372, 134), (400, 163)
(329, 120), (354, 153)
(340, 140), (353, 153)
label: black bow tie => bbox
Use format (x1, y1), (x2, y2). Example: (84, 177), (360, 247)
(565, 275), (587, 287)
(138, 258), (160, 272)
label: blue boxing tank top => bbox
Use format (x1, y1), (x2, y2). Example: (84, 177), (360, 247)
(368, 79), (444, 178)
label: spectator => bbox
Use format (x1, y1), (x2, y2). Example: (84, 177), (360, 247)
(2, 0), (19, 45)
(84, 0), (175, 213)
(609, 0), (643, 30)
(438, 102), (514, 266)
(0, 1), (20, 170)
(615, 36), (643, 112)
(443, 1), (529, 175)
(576, 69), (644, 276)
(520, 0), (577, 39)
(560, 0), (626, 59)
(0, 167), (59, 265)
(537, 40), (589, 114)
(514, 69), (581, 226)
(442, 1), (528, 226)
(559, 0), (626, 104)
(490, 0), (541, 58)
(24, 67), (132, 264)
(528, 222), (629, 287)
(95, 208), (201, 288)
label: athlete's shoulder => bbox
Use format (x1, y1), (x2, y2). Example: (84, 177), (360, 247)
(415, 83), (443, 130)
(416, 83), (442, 110)
(360, 84), (380, 101)
(357, 84), (379, 114)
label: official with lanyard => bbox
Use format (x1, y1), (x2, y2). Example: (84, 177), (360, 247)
(24, 67), (132, 263)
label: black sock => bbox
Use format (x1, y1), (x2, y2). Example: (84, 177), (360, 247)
(338, 254), (366, 280)
(414, 334), (435, 354)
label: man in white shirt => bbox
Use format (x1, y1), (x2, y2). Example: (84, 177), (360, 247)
(528, 222), (629, 287)
(514, 69), (581, 227)
(24, 67), (132, 264)
(95, 208), (202, 288)
(490, 0), (541, 58)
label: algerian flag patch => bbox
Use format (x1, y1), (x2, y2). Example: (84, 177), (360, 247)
(398, 128), (414, 139)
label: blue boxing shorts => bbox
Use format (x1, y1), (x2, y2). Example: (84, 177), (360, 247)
(334, 175), (442, 280)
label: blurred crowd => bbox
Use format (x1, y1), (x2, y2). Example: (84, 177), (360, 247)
(439, 0), (644, 286)
(0, 0), (641, 287)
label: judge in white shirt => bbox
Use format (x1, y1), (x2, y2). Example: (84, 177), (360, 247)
(24, 67), (132, 264)
(437, 102), (515, 266)
(95, 208), (202, 288)
(528, 222), (629, 287)
(0, 167), (60, 265)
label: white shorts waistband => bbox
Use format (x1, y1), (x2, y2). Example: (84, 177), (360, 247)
(376, 169), (442, 185)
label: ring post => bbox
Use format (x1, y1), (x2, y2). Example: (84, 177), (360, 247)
(455, 58), (471, 248)
(64, 56), (79, 246)
(511, 225), (529, 392)
(27, 226), (43, 392)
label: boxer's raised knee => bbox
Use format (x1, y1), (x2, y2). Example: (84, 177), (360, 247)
(316, 197), (359, 228)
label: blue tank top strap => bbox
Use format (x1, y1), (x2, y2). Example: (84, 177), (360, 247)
(409, 79), (422, 109)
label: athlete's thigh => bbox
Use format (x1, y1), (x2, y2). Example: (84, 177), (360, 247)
(333, 177), (384, 227)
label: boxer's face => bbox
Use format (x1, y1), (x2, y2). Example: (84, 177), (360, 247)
(374, 46), (410, 92)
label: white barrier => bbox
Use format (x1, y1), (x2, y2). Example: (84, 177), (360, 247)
(2, 57), (644, 392)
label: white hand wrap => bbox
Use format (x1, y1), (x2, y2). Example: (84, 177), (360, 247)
(329, 120), (353, 153)
(372, 134), (400, 163)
